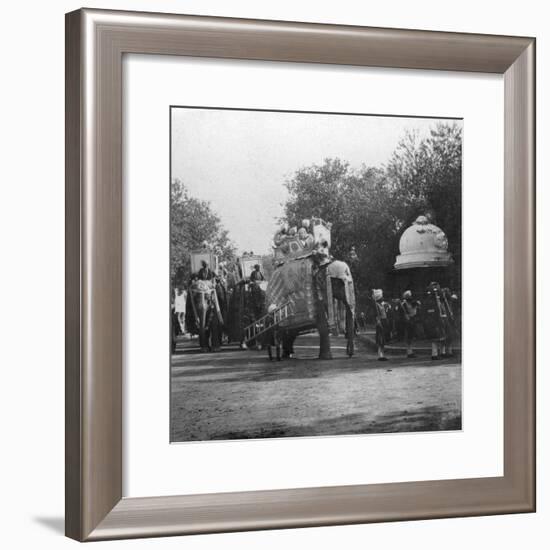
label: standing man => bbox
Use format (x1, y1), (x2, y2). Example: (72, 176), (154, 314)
(424, 281), (446, 360)
(373, 289), (388, 361)
(174, 287), (187, 334)
(441, 288), (458, 357)
(359, 311), (367, 331)
(400, 290), (420, 358)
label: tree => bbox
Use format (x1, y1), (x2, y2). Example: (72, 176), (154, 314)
(282, 159), (397, 302)
(386, 122), (462, 263)
(283, 158), (349, 233)
(171, 179), (236, 288)
(281, 122), (463, 302)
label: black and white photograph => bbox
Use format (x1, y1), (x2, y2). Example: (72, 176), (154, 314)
(2, 1), (542, 546)
(170, 106), (463, 442)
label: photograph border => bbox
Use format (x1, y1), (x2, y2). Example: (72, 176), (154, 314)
(168, 104), (465, 443)
(65, 8), (535, 541)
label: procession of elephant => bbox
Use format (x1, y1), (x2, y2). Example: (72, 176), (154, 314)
(170, 216), (463, 441)
(172, 217), (356, 361)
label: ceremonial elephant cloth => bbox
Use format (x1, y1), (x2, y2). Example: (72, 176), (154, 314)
(266, 258), (316, 331)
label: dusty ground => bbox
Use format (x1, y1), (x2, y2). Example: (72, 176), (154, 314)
(170, 334), (461, 442)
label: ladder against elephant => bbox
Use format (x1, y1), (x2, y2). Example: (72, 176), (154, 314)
(243, 302), (292, 344)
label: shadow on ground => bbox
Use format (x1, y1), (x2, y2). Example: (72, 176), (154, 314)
(199, 406), (461, 441)
(172, 356), (458, 385)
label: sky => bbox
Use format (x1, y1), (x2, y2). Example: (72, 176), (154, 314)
(171, 108), (460, 255)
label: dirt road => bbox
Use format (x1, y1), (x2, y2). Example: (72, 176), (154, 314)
(170, 334), (461, 441)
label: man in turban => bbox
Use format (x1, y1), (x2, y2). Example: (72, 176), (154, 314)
(249, 263), (265, 283)
(198, 260), (214, 281)
(400, 290), (421, 358)
(373, 289), (388, 361)
(424, 281), (445, 360)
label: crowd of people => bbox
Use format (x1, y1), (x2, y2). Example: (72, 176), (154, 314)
(173, 255), (460, 362)
(367, 281), (460, 361)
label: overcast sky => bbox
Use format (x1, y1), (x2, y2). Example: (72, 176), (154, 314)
(171, 108), (460, 255)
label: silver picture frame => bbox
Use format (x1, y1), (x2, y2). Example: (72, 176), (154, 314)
(65, 8), (535, 541)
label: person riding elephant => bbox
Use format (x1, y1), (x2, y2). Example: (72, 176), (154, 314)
(198, 260), (215, 281)
(297, 227), (314, 251)
(250, 264), (265, 283)
(273, 223), (289, 247)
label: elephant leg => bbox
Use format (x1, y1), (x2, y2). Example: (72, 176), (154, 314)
(317, 309), (333, 360)
(282, 331), (296, 359)
(282, 334), (290, 358)
(206, 321), (213, 352)
(171, 332), (176, 354)
(198, 294), (209, 352)
(210, 319), (220, 351)
(198, 327), (208, 351)
(344, 302), (354, 357)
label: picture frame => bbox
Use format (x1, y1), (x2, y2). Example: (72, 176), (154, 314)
(65, 8), (535, 541)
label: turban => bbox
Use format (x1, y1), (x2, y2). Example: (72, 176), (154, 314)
(372, 289), (383, 301)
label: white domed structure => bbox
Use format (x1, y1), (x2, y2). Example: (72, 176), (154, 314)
(394, 215), (454, 270)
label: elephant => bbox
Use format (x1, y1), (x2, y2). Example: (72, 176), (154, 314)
(185, 279), (225, 352)
(225, 279), (267, 348)
(318, 260), (356, 359)
(271, 257), (355, 360)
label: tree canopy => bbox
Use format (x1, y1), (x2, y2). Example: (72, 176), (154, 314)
(385, 122), (462, 263)
(171, 179), (236, 288)
(170, 121), (462, 299)
(282, 122), (462, 300)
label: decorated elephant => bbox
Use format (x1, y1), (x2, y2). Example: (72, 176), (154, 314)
(267, 254), (355, 360)
(225, 279), (267, 348)
(185, 279), (225, 352)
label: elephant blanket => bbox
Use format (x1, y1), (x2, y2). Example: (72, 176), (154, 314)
(266, 257), (316, 332)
